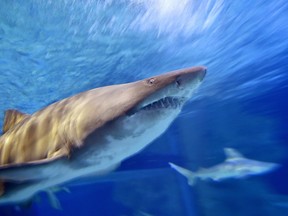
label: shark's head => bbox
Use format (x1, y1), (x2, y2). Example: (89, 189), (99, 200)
(82, 66), (206, 130)
(126, 66), (206, 117)
(122, 66), (206, 130)
(235, 159), (280, 177)
(80, 66), (206, 163)
(88, 66), (207, 159)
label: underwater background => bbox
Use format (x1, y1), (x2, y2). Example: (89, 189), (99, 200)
(0, 0), (287, 215)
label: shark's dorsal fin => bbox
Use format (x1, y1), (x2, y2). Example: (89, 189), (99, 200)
(3, 109), (30, 133)
(224, 148), (244, 160)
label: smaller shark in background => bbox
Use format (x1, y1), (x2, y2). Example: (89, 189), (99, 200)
(169, 148), (280, 186)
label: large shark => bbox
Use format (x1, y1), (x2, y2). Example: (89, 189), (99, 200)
(0, 66), (206, 205)
(169, 148), (279, 185)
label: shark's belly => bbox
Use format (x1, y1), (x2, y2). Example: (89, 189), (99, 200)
(0, 127), (151, 182)
(0, 134), (152, 204)
(50, 110), (179, 183)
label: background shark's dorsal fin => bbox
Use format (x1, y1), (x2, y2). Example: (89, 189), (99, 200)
(3, 109), (30, 133)
(224, 148), (244, 160)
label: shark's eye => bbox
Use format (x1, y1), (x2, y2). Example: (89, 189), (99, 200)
(147, 78), (155, 85)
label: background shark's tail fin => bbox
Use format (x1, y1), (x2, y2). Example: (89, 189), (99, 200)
(169, 162), (197, 186)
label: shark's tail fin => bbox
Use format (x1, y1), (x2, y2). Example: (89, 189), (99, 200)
(169, 162), (197, 186)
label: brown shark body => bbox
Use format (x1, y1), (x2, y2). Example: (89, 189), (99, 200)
(0, 66), (206, 204)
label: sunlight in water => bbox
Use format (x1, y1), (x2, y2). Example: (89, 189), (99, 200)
(130, 0), (224, 36)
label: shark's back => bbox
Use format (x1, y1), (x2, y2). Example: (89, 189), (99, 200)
(0, 85), (118, 168)
(0, 97), (79, 168)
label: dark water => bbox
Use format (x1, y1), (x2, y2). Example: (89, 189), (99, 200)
(0, 0), (288, 215)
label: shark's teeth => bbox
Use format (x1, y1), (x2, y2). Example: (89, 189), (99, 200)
(141, 96), (184, 111)
(126, 96), (185, 116)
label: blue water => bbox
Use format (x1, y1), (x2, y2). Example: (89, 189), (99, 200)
(0, 0), (288, 215)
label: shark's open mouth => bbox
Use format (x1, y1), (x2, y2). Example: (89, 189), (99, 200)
(141, 96), (185, 110)
(127, 96), (185, 116)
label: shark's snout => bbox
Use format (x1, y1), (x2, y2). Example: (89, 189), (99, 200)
(176, 66), (206, 86)
(199, 67), (207, 81)
(128, 66), (207, 116)
(172, 66), (206, 100)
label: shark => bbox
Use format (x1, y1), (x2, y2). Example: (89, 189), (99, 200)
(0, 66), (206, 205)
(169, 148), (280, 185)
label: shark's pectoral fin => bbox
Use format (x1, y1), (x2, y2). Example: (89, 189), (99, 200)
(46, 190), (62, 210)
(44, 186), (70, 210)
(24, 186), (70, 210)
(3, 109), (30, 133)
